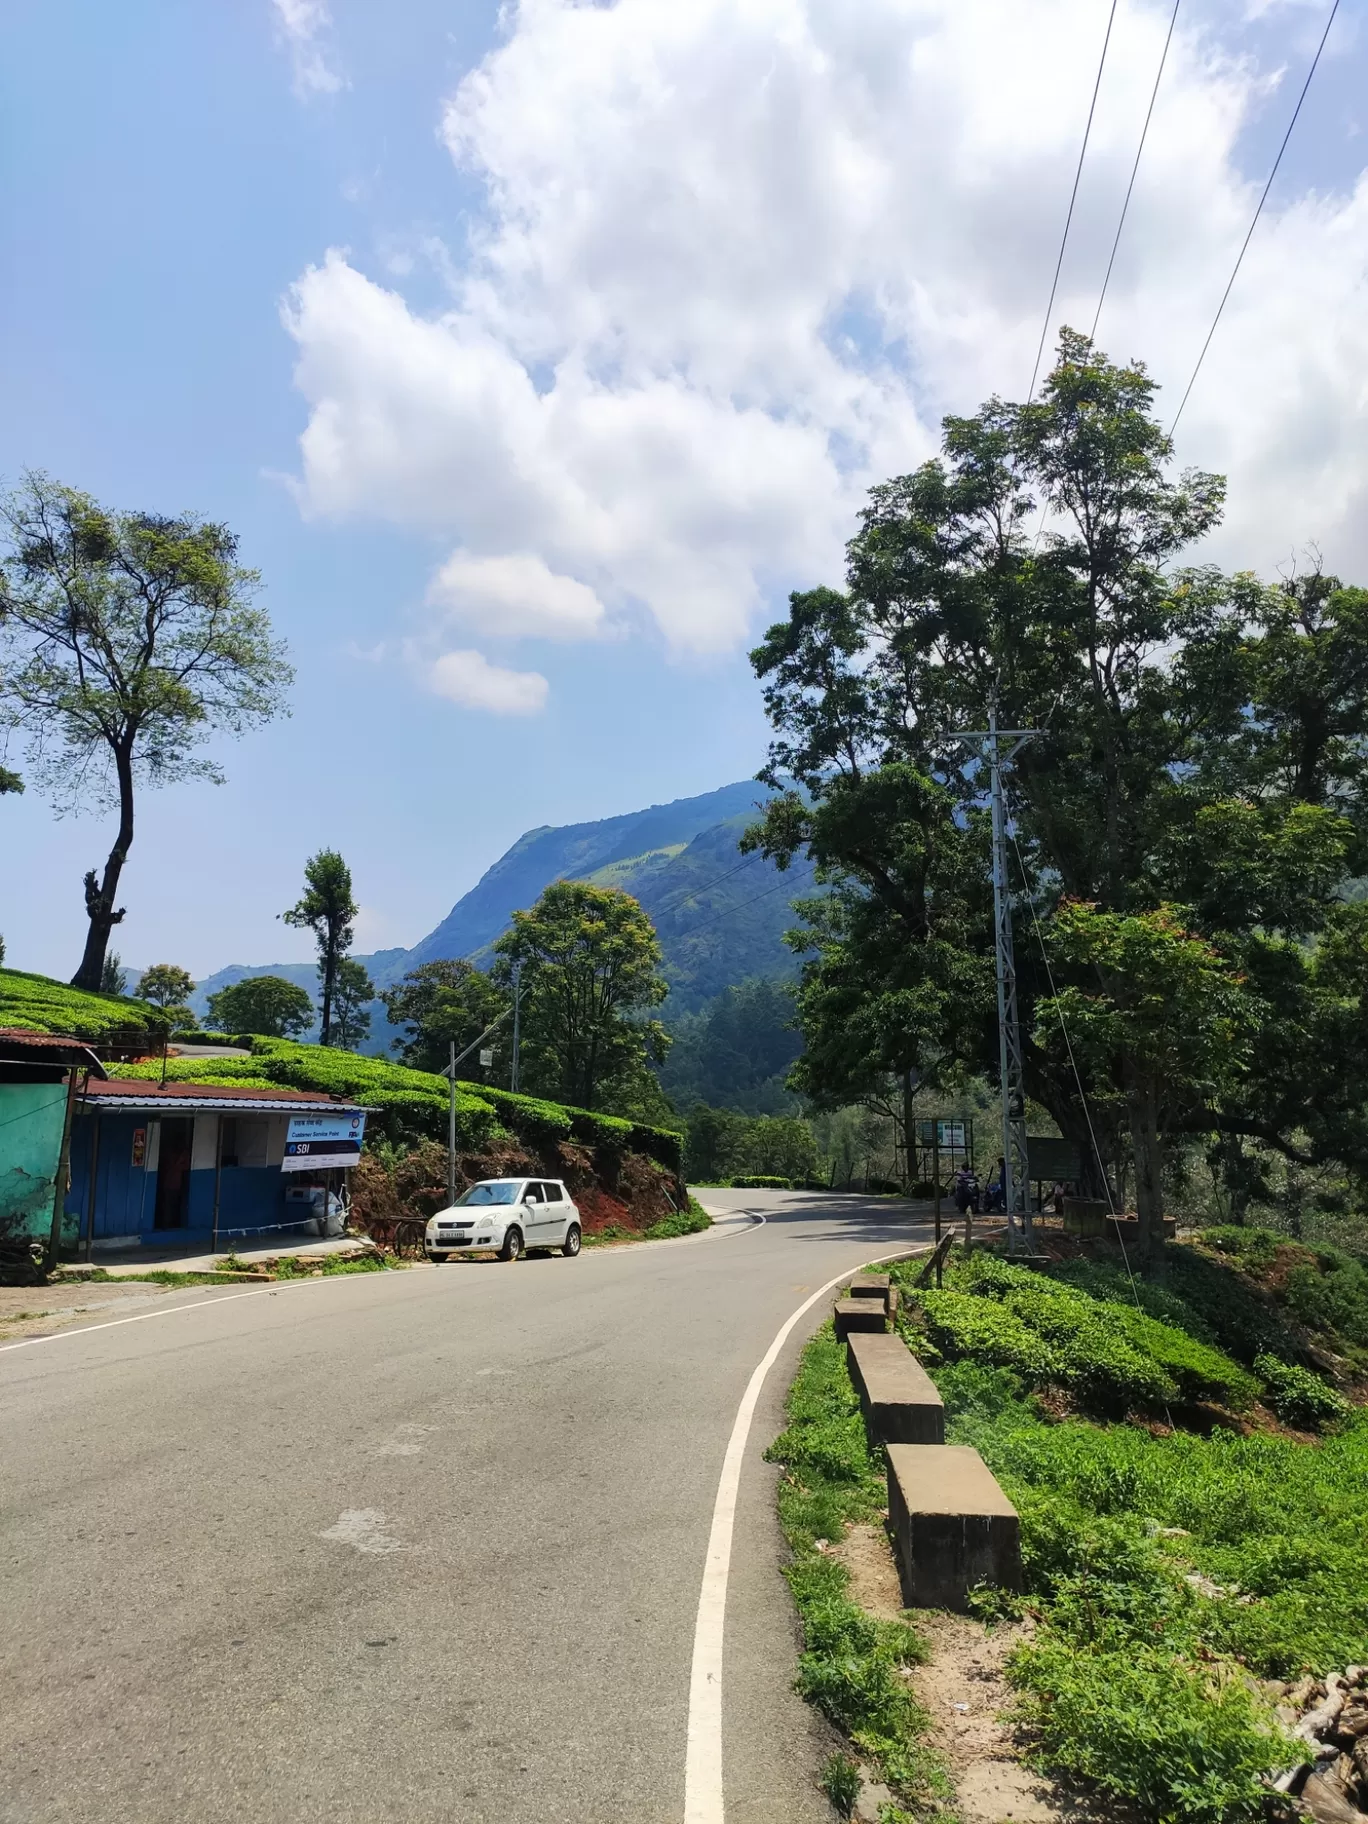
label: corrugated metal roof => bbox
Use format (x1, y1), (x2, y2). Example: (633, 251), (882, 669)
(81, 1079), (369, 1114)
(0, 1028), (109, 1076)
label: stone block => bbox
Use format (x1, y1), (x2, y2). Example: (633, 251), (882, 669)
(834, 1296), (887, 1340)
(847, 1273), (890, 1299)
(886, 1444), (1021, 1611)
(847, 1331), (945, 1446)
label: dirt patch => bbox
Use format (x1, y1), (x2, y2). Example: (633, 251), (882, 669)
(832, 1522), (1118, 1824)
(0, 1279), (182, 1341)
(912, 1610), (1123, 1824)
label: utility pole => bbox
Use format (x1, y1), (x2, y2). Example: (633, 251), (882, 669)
(447, 1041), (457, 1209)
(954, 706), (1039, 1254)
(510, 961), (522, 1093)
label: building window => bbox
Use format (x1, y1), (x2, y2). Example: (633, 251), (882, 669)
(220, 1117), (268, 1169)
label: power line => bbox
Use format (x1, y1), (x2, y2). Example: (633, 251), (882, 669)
(1028, 0), (1119, 401)
(1169, 0), (1341, 435)
(647, 850), (763, 921)
(1090, 0), (1181, 343)
(675, 876), (794, 941)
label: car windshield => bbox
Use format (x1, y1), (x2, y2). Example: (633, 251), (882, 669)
(455, 1181), (522, 1207)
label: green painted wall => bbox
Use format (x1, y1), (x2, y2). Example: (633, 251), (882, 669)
(0, 1081), (68, 1238)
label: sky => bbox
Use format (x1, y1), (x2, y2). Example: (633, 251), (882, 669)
(1, 0), (1365, 983)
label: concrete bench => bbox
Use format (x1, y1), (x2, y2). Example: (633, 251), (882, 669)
(833, 1296), (887, 1340)
(847, 1332), (944, 1445)
(847, 1273), (890, 1299)
(886, 1444), (1021, 1611)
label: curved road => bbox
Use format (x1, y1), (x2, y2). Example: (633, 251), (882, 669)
(0, 1190), (935, 1824)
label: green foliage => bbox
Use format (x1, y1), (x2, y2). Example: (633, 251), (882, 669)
(493, 880), (669, 1110)
(765, 1327), (944, 1804)
(99, 951), (127, 996)
(0, 472), (291, 990)
(380, 958), (506, 1075)
(206, 974), (314, 1039)
(730, 1174), (792, 1188)
(643, 1202), (710, 1240)
(820, 1751), (862, 1818)
(136, 963), (195, 1009)
(0, 964), (163, 1043)
(282, 849), (357, 1047)
(926, 1330), (1368, 1820)
(683, 1104), (818, 1182)
(896, 1253), (1257, 1415)
(1283, 1253), (1368, 1348)
(657, 976), (802, 1114)
(331, 956), (374, 1052)
(1254, 1354), (1350, 1431)
(1008, 1639), (1304, 1824)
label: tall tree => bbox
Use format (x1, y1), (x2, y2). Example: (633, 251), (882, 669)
(492, 882), (670, 1110)
(282, 849), (356, 1047)
(0, 474), (292, 989)
(137, 963), (196, 1011)
(206, 974), (314, 1039)
(380, 958), (506, 1075)
(331, 956), (376, 1052)
(747, 333), (1368, 1229)
(100, 952), (127, 996)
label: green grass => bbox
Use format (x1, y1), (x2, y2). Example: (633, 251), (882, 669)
(773, 1242), (1368, 1821)
(644, 1198), (711, 1240)
(764, 1325), (951, 1809)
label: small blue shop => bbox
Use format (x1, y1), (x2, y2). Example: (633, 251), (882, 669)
(63, 1080), (369, 1255)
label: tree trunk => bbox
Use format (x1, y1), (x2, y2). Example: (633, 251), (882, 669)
(72, 747), (133, 992)
(1128, 1074), (1165, 1266)
(320, 941), (335, 1047)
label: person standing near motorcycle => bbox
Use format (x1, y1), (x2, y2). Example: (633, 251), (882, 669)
(953, 1163), (981, 1215)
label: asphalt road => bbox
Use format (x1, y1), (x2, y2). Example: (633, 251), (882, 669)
(0, 1190), (936, 1824)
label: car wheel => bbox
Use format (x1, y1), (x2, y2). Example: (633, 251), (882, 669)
(500, 1226), (524, 1263)
(562, 1224), (582, 1258)
(429, 1252), (449, 1265)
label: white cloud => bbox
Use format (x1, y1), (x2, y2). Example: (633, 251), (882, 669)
(428, 550), (609, 640)
(272, 0), (345, 99)
(282, 0), (1368, 656)
(429, 649), (549, 715)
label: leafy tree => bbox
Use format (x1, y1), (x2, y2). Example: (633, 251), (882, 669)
(380, 959), (507, 1075)
(658, 976), (803, 1114)
(0, 764), (20, 795)
(206, 973), (314, 1039)
(493, 881), (670, 1110)
(747, 333), (1368, 1220)
(331, 956), (376, 1052)
(100, 952), (127, 997)
(282, 849), (356, 1047)
(1036, 904), (1251, 1259)
(138, 963), (195, 1010)
(0, 473), (292, 990)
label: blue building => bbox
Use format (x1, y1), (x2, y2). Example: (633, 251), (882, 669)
(63, 1079), (370, 1256)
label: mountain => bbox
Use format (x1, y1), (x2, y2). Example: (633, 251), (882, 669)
(401, 780), (775, 976)
(189, 781), (818, 1045)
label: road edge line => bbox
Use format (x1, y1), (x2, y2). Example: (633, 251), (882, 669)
(682, 1240), (930, 1824)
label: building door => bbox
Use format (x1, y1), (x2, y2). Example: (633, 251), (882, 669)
(153, 1117), (194, 1229)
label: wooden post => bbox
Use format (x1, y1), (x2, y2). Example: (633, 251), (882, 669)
(46, 1067), (81, 1272)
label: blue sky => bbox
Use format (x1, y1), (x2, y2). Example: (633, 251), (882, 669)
(2, 0), (1365, 982)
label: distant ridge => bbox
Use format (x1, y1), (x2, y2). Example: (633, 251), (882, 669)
(190, 780), (817, 1044)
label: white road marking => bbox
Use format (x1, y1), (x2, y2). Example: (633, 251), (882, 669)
(683, 1239), (929, 1824)
(319, 1509), (404, 1555)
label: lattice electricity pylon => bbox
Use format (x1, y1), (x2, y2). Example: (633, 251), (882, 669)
(954, 707), (1039, 1254)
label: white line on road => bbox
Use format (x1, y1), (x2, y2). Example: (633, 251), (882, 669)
(683, 1239), (929, 1824)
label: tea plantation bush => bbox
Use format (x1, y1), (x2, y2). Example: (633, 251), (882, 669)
(0, 966), (163, 1046)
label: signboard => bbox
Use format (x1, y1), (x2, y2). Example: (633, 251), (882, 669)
(1026, 1137), (1082, 1184)
(478, 1049), (494, 1068)
(281, 1112), (366, 1172)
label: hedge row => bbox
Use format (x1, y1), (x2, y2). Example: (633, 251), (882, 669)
(0, 966), (163, 1045)
(108, 1036), (683, 1171)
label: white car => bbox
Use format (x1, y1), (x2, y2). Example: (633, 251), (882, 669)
(425, 1177), (582, 1263)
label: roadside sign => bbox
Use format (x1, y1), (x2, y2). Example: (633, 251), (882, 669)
(479, 1048), (493, 1068)
(281, 1112), (366, 1172)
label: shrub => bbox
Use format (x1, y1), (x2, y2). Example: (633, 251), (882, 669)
(1009, 1638), (1304, 1823)
(0, 965), (162, 1047)
(1283, 1253), (1368, 1349)
(730, 1174), (792, 1189)
(1254, 1353), (1350, 1430)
